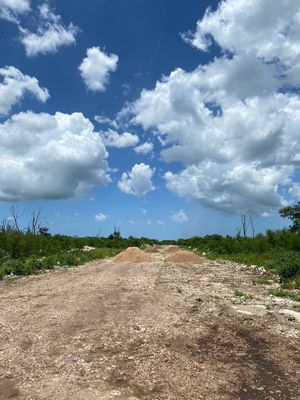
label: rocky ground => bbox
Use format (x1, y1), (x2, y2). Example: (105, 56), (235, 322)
(0, 246), (299, 400)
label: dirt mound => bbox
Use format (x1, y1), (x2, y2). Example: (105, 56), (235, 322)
(112, 247), (154, 263)
(165, 250), (204, 264)
(164, 245), (180, 253)
(144, 245), (164, 253)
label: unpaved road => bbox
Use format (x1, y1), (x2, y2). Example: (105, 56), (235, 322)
(0, 247), (299, 400)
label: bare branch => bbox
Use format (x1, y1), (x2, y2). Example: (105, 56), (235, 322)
(10, 204), (25, 232)
(248, 212), (256, 238)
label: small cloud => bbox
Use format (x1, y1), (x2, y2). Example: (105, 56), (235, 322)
(122, 83), (131, 96)
(79, 46), (118, 92)
(171, 210), (188, 223)
(134, 142), (154, 155)
(94, 114), (119, 129)
(95, 213), (109, 222)
(118, 163), (155, 197)
(156, 220), (165, 225)
(20, 5), (78, 56)
(140, 208), (147, 214)
(95, 114), (112, 125)
(101, 129), (139, 148)
(0, 66), (49, 116)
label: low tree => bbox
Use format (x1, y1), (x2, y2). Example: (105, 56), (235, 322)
(279, 202), (300, 233)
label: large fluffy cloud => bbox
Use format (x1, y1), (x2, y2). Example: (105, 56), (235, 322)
(79, 47), (118, 92)
(20, 5), (78, 56)
(185, 0), (300, 87)
(0, 111), (109, 201)
(126, 0), (300, 215)
(118, 163), (155, 197)
(0, 66), (49, 116)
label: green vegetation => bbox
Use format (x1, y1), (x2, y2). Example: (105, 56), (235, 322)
(234, 290), (252, 300)
(2, 202), (300, 293)
(178, 203), (300, 293)
(269, 289), (300, 302)
(178, 229), (300, 283)
(279, 202), (300, 233)
(0, 212), (159, 280)
(252, 278), (272, 286)
(281, 278), (300, 290)
(0, 248), (121, 279)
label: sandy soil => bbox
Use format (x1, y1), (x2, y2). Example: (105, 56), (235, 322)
(0, 246), (299, 400)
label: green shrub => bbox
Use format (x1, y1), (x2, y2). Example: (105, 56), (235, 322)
(253, 278), (272, 286)
(41, 256), (58, 269)
(275, 251), (300, 279)
(0, 268), (4, 280)
(1, 259), (34, 276)
(281, 278), (300, 290)
(269, 289), (300, 302)
(234, 290), (252, 300)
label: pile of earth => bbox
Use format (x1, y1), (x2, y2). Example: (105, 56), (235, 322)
(112, 247), (154, 263)
(144, 245), (165, 253)
(165, 250), (204, 264)
(164, 245), (181, 253)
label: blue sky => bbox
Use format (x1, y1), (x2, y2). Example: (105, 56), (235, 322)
(0, 0), (298, 239)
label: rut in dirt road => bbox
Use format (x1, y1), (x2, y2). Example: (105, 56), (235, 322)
(0, 246), (299, 400)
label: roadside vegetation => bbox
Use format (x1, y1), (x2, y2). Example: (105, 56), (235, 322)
(1, 203), (300, 296)
(0, 207), (158, 279)
(178, 204), (300, 291)
(178, 231), (299, 276)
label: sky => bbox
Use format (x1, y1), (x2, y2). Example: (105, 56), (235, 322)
(0, 0), (299, 239)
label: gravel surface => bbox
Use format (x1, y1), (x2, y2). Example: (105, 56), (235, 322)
(0, 246), (299, 400)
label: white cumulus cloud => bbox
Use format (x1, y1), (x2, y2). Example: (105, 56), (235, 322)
(170, 210), (188, 223)
(185, 0), (300, 87)
(95, 213), (109, 222)
(79, 47), (118, 92)
(0, 66), (49, 116)
(20, 5), (78, 56)
(118, 163), (155, 197)
(101, 129), (139, 148)
(0, 111), (109, 201)
(125, 0), (300, 216)
(134, 142), (153, 155)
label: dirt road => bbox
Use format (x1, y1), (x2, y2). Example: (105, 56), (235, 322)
(0, 247), (299, 400)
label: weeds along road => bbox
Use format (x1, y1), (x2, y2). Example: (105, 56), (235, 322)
(0, 246), (299, 400)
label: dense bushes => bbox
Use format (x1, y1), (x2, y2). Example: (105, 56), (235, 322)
(0, 227), (158, 279)
(178, 229), (300, 255)
(275, 252), (300, 279)
(0, 248), (121, 279)
(0, 230), (158, 260)
(178, 229), (300, 282)
(2, 220), (300, 285)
